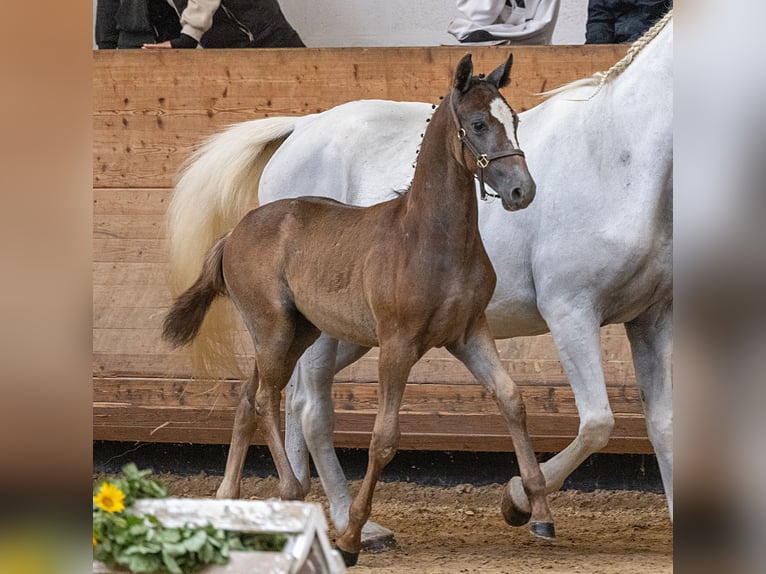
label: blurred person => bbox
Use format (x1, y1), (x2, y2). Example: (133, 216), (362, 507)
(448, 0), (561, 45)
(585, 0), (672, 44)
(96, 0), (180, 48)
(96, 0), (304, 50)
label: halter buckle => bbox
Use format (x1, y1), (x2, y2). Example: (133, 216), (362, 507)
(477, 154), (490, 169)
(457, 128), (466, 140)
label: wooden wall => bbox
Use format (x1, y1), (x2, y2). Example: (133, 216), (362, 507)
(93, 45), (652, 453)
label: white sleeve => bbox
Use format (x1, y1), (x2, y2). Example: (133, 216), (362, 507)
(455, 0), (507, 26)
(180, 0), (222, 42)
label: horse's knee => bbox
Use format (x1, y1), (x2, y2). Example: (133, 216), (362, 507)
(495, 383), (526, 421)
(303, 406), (335, 447)
(580, 413), (615, 451)
(285, 382), (307, 413)
(234, 394), (257, 429)
(370, 432), (399, 467)
(646, 411), (673, 452)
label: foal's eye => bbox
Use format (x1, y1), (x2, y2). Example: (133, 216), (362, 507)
(472, 121), (487, 133)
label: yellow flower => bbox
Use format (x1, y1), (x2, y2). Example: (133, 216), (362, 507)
(93, 534), (98, 547)
(93, 482), (126, 513)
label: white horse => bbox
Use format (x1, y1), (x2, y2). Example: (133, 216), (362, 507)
(167, 11), (673, 544)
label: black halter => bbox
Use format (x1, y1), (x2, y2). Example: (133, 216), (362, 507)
(449, 91), (526, 201)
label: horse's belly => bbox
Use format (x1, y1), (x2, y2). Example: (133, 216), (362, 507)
(484, 301), (550, 338)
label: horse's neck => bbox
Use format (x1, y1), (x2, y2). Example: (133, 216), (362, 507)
(524, 20), (672, 204)
(610, 21), (673, 142)
(403, 104), (480, 249)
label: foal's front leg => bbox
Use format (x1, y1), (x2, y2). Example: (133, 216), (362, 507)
(335, 342), (416, 566)
(447, 318), (555, 539)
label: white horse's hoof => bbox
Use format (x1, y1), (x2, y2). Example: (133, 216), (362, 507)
(361, 521), (397, 553)
(504, 476), (531, 517)
(501, 478), (531, 526)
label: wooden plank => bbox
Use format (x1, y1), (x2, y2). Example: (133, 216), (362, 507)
(93, 423), (648, 454)
(94, 214), (166, 240)
(93, 238), (168, 264)
(92, 401), (651, 453)
(92, 378), (651, 452)
(94, 46), (627, 189)
(93, 189), (172, 216)
(93, 351), (631, 388)
(93, 322), (633, 385)
(93, 379), (645, 415)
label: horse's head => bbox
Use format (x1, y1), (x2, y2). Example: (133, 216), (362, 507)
(450, 53), (536, 211)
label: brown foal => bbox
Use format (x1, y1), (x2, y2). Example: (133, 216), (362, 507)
(163, 53), (554, 566)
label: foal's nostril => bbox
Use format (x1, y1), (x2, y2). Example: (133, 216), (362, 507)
(511, 187), (522, 202)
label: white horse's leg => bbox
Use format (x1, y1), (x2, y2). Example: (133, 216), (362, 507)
(625, 301), (673, 519)
(285, 335), (394, 544)
(285, 334), (350, 496)
(506, 307), (614, 515)
(285, 367), (312, 496)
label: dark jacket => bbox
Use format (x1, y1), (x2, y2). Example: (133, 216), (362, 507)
(95, 0), (181, 49)
(585, 0), (671, 44)
(95, 0), (304, 49)
(171, 0), (305, 48)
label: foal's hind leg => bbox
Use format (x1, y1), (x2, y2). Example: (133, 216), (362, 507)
(254, 313), (321, 501)
(447, 318), (554, 539)
(217, 369), (259, 499)
(625, 301), (673, 519)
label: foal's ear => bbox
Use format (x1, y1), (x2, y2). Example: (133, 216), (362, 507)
(454, 53), (474, 93)
(487, 53), (513, 89)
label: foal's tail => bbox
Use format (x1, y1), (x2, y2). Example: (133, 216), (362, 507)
(165, 116), (297, 379)
(162, 234), (234, 378)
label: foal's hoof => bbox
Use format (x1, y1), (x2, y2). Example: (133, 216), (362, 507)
(336, 546), (359, 567)
(501, 482), (531, 526)
(361, 521), (397, 553)
(529, 521), (556, 540)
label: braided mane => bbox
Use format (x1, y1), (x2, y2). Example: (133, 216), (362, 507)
(540, 9), (673, 101)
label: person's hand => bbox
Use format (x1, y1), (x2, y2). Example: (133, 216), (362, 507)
(144, 34), (198, 49)
(142, 41), (172, 49)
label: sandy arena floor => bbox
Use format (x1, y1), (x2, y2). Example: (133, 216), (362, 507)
(93, 472), (672, 573)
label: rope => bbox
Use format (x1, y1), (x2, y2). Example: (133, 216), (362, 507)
(538, 9), (673, 101)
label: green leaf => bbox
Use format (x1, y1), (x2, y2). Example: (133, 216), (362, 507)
(200, 543), (214, 563)
(127, 554), (161, 573)
(123, 544), (156, 556)
(161, 541), (187, 556)
(129, 523), (149, 536)
(161, 550), (183, 574)
(158, 528), (181, 543)
(182, 530), (208, 553)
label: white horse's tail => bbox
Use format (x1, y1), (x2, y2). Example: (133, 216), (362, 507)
(166, 116), (297, 380)
(168, 116), (297, 293)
